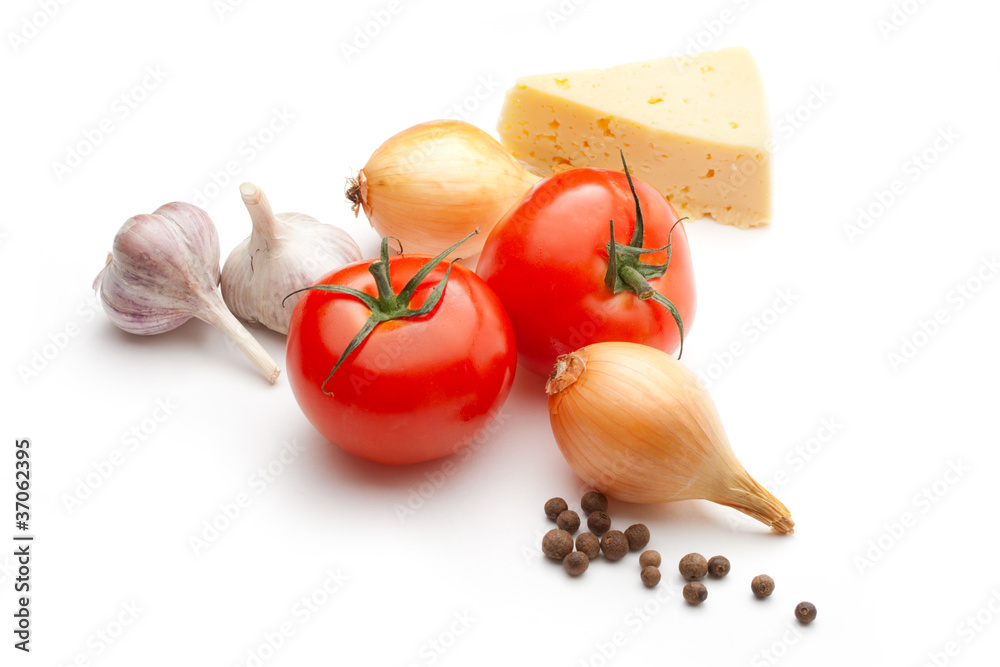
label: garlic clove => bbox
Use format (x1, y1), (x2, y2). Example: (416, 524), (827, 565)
(221, 182), (362, 335)
(95, 201), (280, 384)
(97, 203), (222, 334)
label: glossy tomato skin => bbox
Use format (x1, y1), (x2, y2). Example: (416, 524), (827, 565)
(286, 256), (516, 465)
(476, 168), (696, 377)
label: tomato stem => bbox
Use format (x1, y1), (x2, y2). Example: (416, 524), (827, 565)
(603, 150), (686, 358)
(368, 261), (399, 310)
(619, 266), (655, 299)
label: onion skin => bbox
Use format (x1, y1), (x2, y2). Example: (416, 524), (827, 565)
(546, 342), (794, 534)
(349, 120), (540, 259)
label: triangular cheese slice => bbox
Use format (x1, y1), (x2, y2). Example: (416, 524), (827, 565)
(498, 48), (772, 228)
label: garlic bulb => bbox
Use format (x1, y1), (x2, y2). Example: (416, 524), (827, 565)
(221, 182), (362, 334)
(94, 202), (280, 384)
(346, 120), (541, 259)
(546, 342), (794, 533)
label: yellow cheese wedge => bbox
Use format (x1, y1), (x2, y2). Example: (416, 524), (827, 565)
(498, 48), (772, 228)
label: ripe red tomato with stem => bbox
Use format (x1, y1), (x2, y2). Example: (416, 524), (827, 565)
(286, 233), (517, 465)
(476, 153), (696, 377)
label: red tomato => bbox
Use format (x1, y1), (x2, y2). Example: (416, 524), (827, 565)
(286, 253), (516, 465)
(476, 167), (696, 377)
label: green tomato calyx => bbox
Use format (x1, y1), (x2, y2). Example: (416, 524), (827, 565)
(603, 151), (686, 358)
(284, 231), (477, 395)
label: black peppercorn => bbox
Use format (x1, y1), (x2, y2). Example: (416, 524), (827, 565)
(707, 555), (731, 578)
(640, 566), (661, 587)
(795, 601), (817, 624)
(557, 509), (581, 534)
(601, 530), (629, 561)
(751, 574), (775, 599)
(639, 550), (661, 568)
(581, 491), (609, 515)
(563, 551), (589, 576)
(679, 553), (708, 581)
(544, 497), (568, 521)
(624, 524), (650, 551)
(576, 532), (601, 559)
(587, 511), (611, 536)
(542, 529), (574, 560)
(683, 582), (708, 605)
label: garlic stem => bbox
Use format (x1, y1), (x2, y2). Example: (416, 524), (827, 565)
(241, 182), (281, 259)
(198, 293), (280, 384)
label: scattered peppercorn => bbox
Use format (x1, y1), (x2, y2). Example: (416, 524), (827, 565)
(751, 574), (775, 599)
(587, 511), (611, 536)
(576, 532), (601, 559)
(557, 509), (581, 534)
(640, 566), (661, 587)
(544, 497), (568, 521)
(542, 529), (574, 560)
(679, 553), (708, 581)
(563, 551), (589, 576)
(581, 491), (609, 515)
(683, 582), (708, 605)
(601, 530), (629, 561)
(624, 524), (650, 551)
(639, 550), (661, 568)
(707, 555), (731, 578)
(795, 601), (817, 624)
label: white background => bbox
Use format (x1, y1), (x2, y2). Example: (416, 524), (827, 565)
(3, 0), (999, 665)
